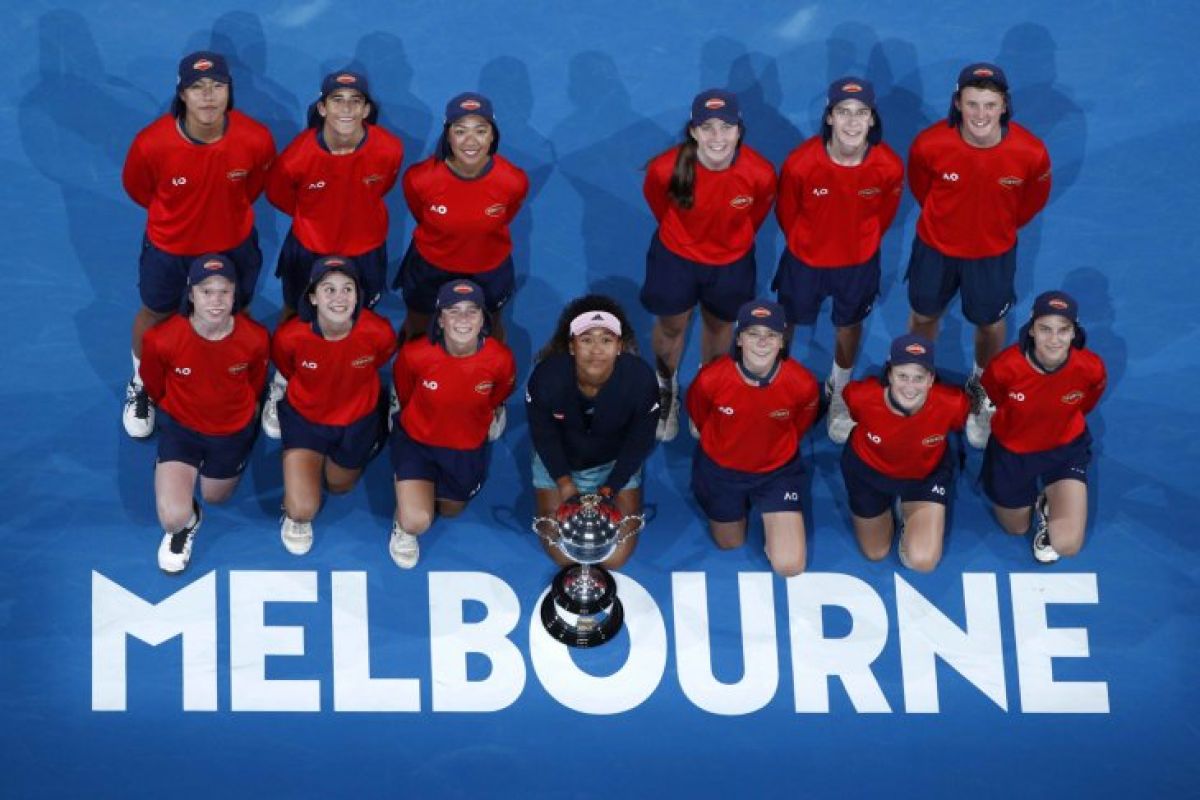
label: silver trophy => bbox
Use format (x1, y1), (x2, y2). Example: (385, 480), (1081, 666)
(533, 494), (644, 648)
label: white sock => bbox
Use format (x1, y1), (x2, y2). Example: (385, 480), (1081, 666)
(972, 362), (985, 380)
(272, 371), (288, 390)
(131, 351), (142, 387)
(830, 363), (852, 390)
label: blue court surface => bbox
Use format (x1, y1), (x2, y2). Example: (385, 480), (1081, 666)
(2, 2), (1198, 797)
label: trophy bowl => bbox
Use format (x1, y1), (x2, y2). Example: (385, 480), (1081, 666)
(533, 494), (643, 648)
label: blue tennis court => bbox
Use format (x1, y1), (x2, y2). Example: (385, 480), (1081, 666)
(2, 2), (1197, 797)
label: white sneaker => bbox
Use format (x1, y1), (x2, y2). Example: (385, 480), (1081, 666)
(280, 516), (314, 556)
(825, 379), (855, 444)
(488, 406), (507, 442)
(964, 375), (995, 449)
(389, 521), (419, 569)
(656, 377), (679, 442)
(158, 501), (202, 574)
(1032, 493), (1060, 564)
(261, 379), (286, 439)
(123, 380), (156, 439)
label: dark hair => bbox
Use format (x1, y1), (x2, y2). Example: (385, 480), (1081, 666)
(171, 84), (235, 120)
(436, 119), (501, 161)
(536, 294), (639, 362)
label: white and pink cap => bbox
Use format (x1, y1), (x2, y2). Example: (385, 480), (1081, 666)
(569, 311), (622, 338)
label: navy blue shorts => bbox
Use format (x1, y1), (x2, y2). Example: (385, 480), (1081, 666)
(138, 230), (263, 313)
(905, 236), (1016, 325)
(156, 412), (257, 480)
(840, 443), (954, 519)
(278, 396), (385, 470)
(690, 448), (804, 523)
(276, 229), (388, 311)
(640, 233), (756, 322)
(396, 241), (514, 314)
(772, 247), (880, 327)
(390, 425), (488, 502)
(982, 431), (1092, 509)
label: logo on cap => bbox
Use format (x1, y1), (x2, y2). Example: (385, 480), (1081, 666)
(460, 98), (482, 111)
(905, 343), (927, 355)
(972, 67), (995, 78)
(750, 307), (771, 319)
(1049, 298), (1070, 310)
(336, 74), (357, 84)
(325, 258), (346, 267)
(453, 283), (474, 295)
(591, 313), (604, 321)
(704, 97), (726, 110)
(203, 258), (224, 270)
(842, 82), (863, 93)
(193, 58), (214, 72)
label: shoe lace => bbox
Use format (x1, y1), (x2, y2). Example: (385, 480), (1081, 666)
(134, 386), (150, 420)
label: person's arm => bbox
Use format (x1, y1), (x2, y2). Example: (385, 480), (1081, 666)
(402, 164), (425, 221)
(526, 366), (575, 486)
(878, 157), (905, 233)
(980, 358), (1006, 409)
(642, 156), (671, 222)
(749, 160), (777, 232)
(270, 325), (296, 382)
(490, 348), (517, 408)
(684, 370), (713, 434)
(245, 127), (276, 203)
(603, 370), (660, 493)
(1080, 357), (1107, 416)
(793, 372), (820, 438)
(264, 150), (297, 216)
(392, 345), (417, 408)
(121, 137), (154, 209)
(503, 166), (531, 225)
(906, 138), (932, 206)
(1017, 145), (1052, 228)
(774, 154), (801, 236)
(138, 329), (168, 404)
(379, 133), (404, 195)
(247, 329), (270, 397)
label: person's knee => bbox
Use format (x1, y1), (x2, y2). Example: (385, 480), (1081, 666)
(399, 507), (434, 535)
(904, 545), (942, 573)
(859, 542), (891, 562)
(657, 316), (689, 339)
(769, 551), (806, 578)
(200, 484), (235, 505)
(284, 494), (320, 522)
(438, 503), (465, 519)
(156, 497), (194, 532)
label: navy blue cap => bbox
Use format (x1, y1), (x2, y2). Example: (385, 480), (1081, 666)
(735, 300), (787, 335)
(690, 89), (741, 126)
(444, 92), (495, 125)
(956, 62), (1009, 92)
(1030, 290), (1078, 324)
(827, 76), (876, 110)
(889, 334), (935, 371)
(177, 51), (230, 89)
(298, 255), (362, 322)
(187, 253), (237, 287)
(436, 279), (486, 310)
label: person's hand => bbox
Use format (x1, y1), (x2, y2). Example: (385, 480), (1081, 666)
(554, 493), (584, 522)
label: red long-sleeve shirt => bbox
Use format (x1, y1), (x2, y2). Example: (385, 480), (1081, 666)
(982, 344), (1106, 454)
(686, 356), (819, 473)
(394, 337), (516, 449)
(644, 145), (777, 265)
(271, 311), (397, 426)
(776, 137), (903, 267)
(403, 155), (529, 272)
(908, 121), (1051, 258)
(140, 315), (269, 436)
(122, 111), (276, 254)
(844, 381), (969, 480)
(266, 126), (403, 256)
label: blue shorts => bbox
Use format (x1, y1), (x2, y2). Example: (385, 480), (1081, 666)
(138, 230), (263, 313)
(840, 443), (954, 519)
(390, 425), (488, 502)
(772, 247), (880, 327)
(982, 431), (1092, 509)
(531, 453), (643, 493)
(396, 241), (514, 314)
(156, 412), (257, 480)
(690, 448), (804, 523)
(276, 229), (388, 311)
(278, 396), (385, 471)
(905, 236), (1016, 325)
(640, 232), (756, 322)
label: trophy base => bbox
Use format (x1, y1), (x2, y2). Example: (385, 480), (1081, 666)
(540, 565), (625, 648)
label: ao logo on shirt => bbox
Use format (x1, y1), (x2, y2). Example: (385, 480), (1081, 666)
(423, 380), (439, 391)
(307, 181), (327, 190)
(810, 187), (829, 196)
(174, 366), (192, 376)
(1008, 391), (1027, 402)
(866, 431), (882, 444)
(429, 204), (448, 215)
(301, 361), (318, 370)
(171, 177), (188, 186)
(717, 406), (734, 416)
(941, 172), (960, 182)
